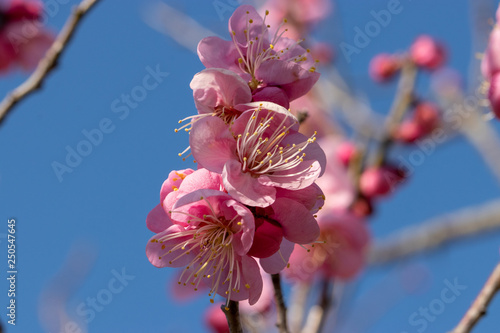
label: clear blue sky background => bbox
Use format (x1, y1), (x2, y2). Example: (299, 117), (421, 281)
(0, 0), (499, 332)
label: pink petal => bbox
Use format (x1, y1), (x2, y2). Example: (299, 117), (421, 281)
(241, 255), (263, 305)
(223, 159), (276, 207)
(197, 36), (241, 73)
(223, 199), (255, 255)
(247, 218), (283, 258)
(228, 5), (266, 46)
(190, 68), (252, 114)
(275, 183), (325, 214)
(146, 225), (197, 268)
(159, 168), (195, 202)
(260, 239), (294, 274)
(146, 204), (173, 233)
(16, 27), (54, 71)
(252, 86), (290, 109)
(255, 60), (320, 101)
(189, 117), (236, 173)
(271, 197), (320, 244)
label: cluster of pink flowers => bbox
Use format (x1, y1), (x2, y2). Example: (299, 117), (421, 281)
(482, 5), (500, 119)
(0, 0), (54, 73)
(146, 5), (328, 308)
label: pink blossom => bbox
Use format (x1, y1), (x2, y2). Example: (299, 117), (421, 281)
(369, 53), (400, 82)
(190, 102), (326, 208)
(285, 212), (370, 281)
(0, 0), (54, 73)
(410, 35), (445, 70)
(146, 168), (195, 233)
(197, 5), (320, 105)
(146, 188), (263, 305)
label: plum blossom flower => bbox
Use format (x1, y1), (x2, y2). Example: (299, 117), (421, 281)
(197, 5), (320, 106)
(0, 0), (54, 73)
(284, 212), (370, 281)
(190, 101), (326, 208)
(147, 187), (263, 306)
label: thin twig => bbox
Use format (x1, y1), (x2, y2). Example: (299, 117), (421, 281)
(0, 0), (101, 126)
(272, 273), (290, 333)
(369, 199), (500, 265)
(373, 58), (418, 167)
(221, 301), (243, 333)
(451, 262), (500, 333)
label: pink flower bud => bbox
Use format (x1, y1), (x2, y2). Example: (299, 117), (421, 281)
(394, 120), (424, 144)
(359, 166), (405, 198)
(413, 102), (439, 132)
(336, 141), (357, 167)
(410, 35), (446, 70)
(351, 195), (374, 217)
(369, 53), (400, 82)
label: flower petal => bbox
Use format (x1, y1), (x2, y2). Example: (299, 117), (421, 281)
(197, 36), (241, 72)
(146, 204), (173, 233)
(190, 117), (236, 173)
(190, 68), (252, 114)
(271, 197), (320, 244)
(146, 225), (198, 268)
(260, 239), (294, 274)
(223, 159), (276, 207)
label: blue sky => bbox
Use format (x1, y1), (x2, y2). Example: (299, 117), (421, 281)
(0, 0), (499, 332)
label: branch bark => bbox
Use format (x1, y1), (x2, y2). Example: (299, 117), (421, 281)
(369, 199), (500, 265)
(0, 0), (101, 126)
(272, 273), (290, 333)
(221, 300), (243, 333)
(451, 262), (500, 333)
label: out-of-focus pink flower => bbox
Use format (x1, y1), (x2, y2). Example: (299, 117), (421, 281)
(359, 166), (405, 198)
(315, 137), (356, 212)
(410, 35), (445, 70)
(488, 73), (500, 119)
(482, 24), (500, 79)
(146, 187), (263, 306)
(205, 303), (229, 333)
(260, 0), (332, 31)
(197, 5), (320, 106)
(190, 102), (326, 208)
(285, 212), (370, 281)
(0, 0), (54, 73)
(369, 53), (400, 82)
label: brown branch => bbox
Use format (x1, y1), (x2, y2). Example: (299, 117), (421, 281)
(0, 0), (102, 126)
(272, 273), (290, 333)
(221, 300), (243, 333)
(451, 262), (500, 333)
(369, 199), (500, 265)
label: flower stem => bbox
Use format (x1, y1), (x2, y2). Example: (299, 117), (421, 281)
(272, 273), (290, 333)
(221, 300), (243, 333)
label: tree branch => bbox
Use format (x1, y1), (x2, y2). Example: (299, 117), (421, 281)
(451, 262), (500, 333)
(221, 300), (243, 333)
(272, 273), (290, 333)
(0, 0), (101, 126)
(369, 199), (500, 265)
